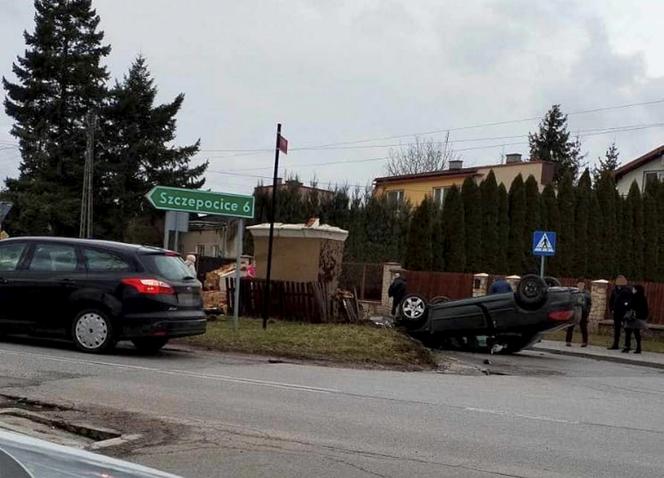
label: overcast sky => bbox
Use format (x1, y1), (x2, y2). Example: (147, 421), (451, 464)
(2, 0), (664, 194)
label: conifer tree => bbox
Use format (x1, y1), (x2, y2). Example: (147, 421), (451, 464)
(557, 172), (576, 276)
(523, 175), (541, 273)
(479, 171), (499, 273)
(528, 104), (583, 181)
(587, 191), (603, 278)
(540, 183), (560, 276)
(405, 197), (434, 270)
(441, 185), (466, 272)
(507, 174), (526, 273)
(643, 181), (658, 281)
(496, 184), (509, 274)
(573, 169), (592, 277)
(461, 177), (482, 272)
(2, 0), (111, 235)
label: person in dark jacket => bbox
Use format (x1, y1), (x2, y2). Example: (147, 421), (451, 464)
(566, 279), (592, 347)
(608, 275), (631, 350)
(489, 276), (512, 294)
(623, 284), (648, 354)
(388, 272), (407, 316)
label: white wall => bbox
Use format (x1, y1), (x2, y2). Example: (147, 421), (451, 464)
(616, 155), (664, 196)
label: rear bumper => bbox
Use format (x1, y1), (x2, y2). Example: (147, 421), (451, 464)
(118, 310), (207, 339)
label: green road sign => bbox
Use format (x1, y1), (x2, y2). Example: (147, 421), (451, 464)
(146, 186), (255, 218)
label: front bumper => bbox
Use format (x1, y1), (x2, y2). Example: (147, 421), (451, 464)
(119, 310), (207, 339)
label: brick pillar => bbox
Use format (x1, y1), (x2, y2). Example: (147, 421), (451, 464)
(505, 275), (521, 292)
(381, 262), (402, 309)
(589, 279), (609, 332)
(473, 273), (489, 297)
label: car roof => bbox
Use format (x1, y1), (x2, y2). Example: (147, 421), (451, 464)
(0, 237), (169, 255)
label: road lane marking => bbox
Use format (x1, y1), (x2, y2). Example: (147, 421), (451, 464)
(463, 407), (580, 425)
(0, 348), (341, 395)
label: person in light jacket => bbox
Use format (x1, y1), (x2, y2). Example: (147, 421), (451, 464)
(623, 284), (648, 354)
(566, 279), (592, 347)
(184, 254), (197, 278)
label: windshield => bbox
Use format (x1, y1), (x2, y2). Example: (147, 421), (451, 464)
(140, 254), (194, 281)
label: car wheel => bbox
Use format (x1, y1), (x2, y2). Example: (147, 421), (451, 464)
(398, 294), (428, 328)
(515, 274), (548, 309)
(71, 310), (116, 354)
(132, 337), (169, 355)
(544, 276), (561, 287)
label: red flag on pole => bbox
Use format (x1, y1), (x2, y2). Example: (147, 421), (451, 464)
(278, 134), (288, 154)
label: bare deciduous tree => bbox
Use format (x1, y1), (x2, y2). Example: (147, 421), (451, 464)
(385, 133), (460, 176)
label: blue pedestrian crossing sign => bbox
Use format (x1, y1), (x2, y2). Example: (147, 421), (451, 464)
(532, 231), (556, 256)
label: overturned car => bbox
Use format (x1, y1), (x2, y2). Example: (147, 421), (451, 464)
(398, 275), (582, 353)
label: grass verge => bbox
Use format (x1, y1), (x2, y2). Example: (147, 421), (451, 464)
(180, 317), (436, 370)
(545, 327), (664, 353)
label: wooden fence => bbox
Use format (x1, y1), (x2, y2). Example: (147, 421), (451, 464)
(226, 278), (329, 323)
(405, 271), (475, 300)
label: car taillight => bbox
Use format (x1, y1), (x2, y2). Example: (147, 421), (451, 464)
(548, 310), (574, 321)
(122, 278), (175, 295)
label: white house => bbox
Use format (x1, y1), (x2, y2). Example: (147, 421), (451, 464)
(615, 145), (664, 195)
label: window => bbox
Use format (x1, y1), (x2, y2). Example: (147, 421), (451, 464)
(83, 248), (131, 272)
(0, 242), (27, 272)
(140, 254), (194, 281)
(196, 244), (206, 256)
(386, 190), (404, 204)
(432, 187), (448, 207)
(644, 171), (664, 186)
(211, 245), (221, 257)
(29, 244), (78, 272)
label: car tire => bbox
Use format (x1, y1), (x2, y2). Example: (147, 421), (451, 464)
(515, 274), (548, 309)
(398, 294), (429, 328)
(132, 337), (169, 355)
(543, 276), (561, 287)
(71, 309), (116, 354)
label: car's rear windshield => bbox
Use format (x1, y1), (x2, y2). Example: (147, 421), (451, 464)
(140, 254), (194, 281)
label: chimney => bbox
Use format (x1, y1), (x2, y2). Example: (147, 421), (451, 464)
(448, 160), (463, 170)
(505, 153), (522, 164)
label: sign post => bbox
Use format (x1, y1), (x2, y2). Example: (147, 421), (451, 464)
(532, 231), (557, 277)
(147, 186), (254, 331)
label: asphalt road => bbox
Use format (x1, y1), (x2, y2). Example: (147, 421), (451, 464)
(0, 338), (663, 478)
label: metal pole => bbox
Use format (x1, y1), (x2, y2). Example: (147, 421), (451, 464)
(540, 256), (545, 278)
(263, 123), (281, 330)
(163, 212), (170, 249)
(174, 229), (179, 254)
(233, 219), (244, 331)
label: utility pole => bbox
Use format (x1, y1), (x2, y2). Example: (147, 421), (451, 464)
(79, 111), (97, 239)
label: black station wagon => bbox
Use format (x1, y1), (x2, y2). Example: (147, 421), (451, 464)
(0, 237), (206, 354)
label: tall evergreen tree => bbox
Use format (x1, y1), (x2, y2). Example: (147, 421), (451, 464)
(507, 174), (526, 273)
(523, 175), (541, 272)
(528, 104), (583, 181)
(626, 182), (644, 280)
(104, 56), (206, 241)
(461, 177), (482, 272)
(573, 169), (592, 277)
(2, 0), (111, 235)
(595, 172), (618, 277)
(496, 184), (509, 274)
(540, 183), (560, 277)
(479, 171), (499, 273)
(587, 191), (603, 278)
(556, 172), (575, 276)
(441, 185), (465, 272)
(593, 142), (620, 184)
(405, 197), (434, 270)
(431, 206), (444, 271)
(643, 181), (658, 281)
(657, 182), (664, 281)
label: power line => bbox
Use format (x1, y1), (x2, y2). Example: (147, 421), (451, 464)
(198, 98), (664, 153)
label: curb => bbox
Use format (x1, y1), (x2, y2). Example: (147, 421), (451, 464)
(531, 345), (664, 370)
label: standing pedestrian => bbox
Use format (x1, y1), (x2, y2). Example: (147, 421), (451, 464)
(184, 254), (197, 278)
(488, 276), (512, 294)
(388, 272), (407, 316)
(623, 284), (648, 354)
(566, 279), (592, 347)
(608, 275), (631, 350)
